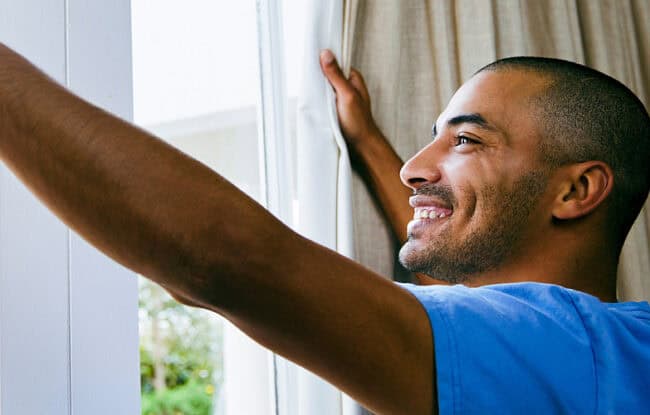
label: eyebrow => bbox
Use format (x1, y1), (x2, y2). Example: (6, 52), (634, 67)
(432, 113), (497, 138)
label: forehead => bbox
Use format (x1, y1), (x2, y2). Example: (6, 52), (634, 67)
(436, 70), (549, 138)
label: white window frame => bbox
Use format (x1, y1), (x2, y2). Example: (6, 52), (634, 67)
(0, 1), (139, 414)
(255, 0), (295, 413)
(256, 1), (362, 414)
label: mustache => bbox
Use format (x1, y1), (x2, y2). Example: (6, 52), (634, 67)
(413, 183), (456, 206)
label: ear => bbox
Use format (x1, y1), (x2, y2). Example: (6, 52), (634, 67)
(552, 161), (614, 220)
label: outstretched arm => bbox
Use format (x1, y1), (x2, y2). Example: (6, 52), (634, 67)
(0, 44), (435, 414)
(319, 50), (412, 244)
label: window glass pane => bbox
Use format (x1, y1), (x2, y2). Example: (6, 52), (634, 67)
(131, 1), (260, 414)
(283, 0), (308, 227)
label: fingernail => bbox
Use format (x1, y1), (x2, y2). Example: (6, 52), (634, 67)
(320, 49), (335, 64)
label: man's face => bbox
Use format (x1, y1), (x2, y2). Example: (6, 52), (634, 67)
(398, 70), (553, 283)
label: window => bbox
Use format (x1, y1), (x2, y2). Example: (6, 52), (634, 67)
(131, 1), (270, 414)
(133, 0), (351, 413)
(0, 1), (347, 414)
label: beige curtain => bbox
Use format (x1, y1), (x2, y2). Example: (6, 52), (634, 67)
(345, 0), (650, 301)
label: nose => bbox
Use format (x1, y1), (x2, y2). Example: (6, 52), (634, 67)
(400, 141), (442, 191)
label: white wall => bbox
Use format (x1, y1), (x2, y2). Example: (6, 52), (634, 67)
(0, 1), (139, 414)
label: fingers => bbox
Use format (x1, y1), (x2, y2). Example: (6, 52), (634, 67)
(320, 49), (353, 95)
(349, 68), (370, 104)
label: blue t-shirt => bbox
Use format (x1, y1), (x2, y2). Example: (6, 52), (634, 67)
(398, 282), (650, 414)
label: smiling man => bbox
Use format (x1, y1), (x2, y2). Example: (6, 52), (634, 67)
(320, 50), (650, 412)
(398, 71), (554, 285)
(0, 41), (648, 415)
(322, 52), (649, 298)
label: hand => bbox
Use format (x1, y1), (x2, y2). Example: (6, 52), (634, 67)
(319, 49), (381, 150)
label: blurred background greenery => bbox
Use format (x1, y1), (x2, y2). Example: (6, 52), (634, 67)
(139, 278), (224, 415)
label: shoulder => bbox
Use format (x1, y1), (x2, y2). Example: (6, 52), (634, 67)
(396, 282), (650, 414)
(398, 280), (650, 325)
(397, 281), (590, 329)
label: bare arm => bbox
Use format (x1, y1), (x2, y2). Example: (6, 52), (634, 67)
(0, 44), (435, 414)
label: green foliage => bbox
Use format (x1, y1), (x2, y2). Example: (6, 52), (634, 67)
(139, 278), (223, 414)
(140, 345), (218, 395)
(142, 380), (213, 415)
(140, 346), (155, 394)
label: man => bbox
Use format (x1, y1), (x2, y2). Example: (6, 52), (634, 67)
(319, 49), (650, 413)
(0, 41), (647, 414)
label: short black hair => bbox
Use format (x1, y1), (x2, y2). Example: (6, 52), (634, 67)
(478, 57), (650, 244)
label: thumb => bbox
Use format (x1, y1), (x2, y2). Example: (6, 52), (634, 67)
(320, 49), (352, 94)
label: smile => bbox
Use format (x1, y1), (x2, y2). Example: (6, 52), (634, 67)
(413, 207), (450, 219)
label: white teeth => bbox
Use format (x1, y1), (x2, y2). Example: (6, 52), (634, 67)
(413, 208), (451, 220)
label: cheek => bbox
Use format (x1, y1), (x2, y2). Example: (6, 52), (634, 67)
(444, 160), (500, 217)
(443, 154), (503, 189)
(441, 151), (524, 220)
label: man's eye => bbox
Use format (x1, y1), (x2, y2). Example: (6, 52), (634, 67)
(455, 135), (478, 146)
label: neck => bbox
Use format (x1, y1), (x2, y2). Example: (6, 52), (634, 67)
(468, 256), (618, 302)
(416, 237), (620, 303)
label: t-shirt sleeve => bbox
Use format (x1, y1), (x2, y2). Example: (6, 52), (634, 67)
(397, 283), (597, 415)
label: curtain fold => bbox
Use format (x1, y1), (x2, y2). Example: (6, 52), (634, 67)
(346, 0), (650, 300)
(292, 0), (364, 413)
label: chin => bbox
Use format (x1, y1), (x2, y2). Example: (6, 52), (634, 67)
(398, 240), (428, 273)
(398, 239), (472, 285)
